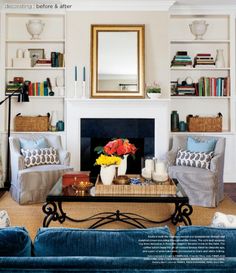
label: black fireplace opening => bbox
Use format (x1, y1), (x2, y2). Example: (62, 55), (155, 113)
(81, 118), (155, 182)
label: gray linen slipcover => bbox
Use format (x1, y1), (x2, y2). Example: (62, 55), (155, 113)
(9, 134), (73, 205)
(167, 135), (225, 207)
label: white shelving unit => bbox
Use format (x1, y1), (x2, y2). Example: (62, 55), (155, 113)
(3, 12), (66, 134)
(170, 13), (235, 133)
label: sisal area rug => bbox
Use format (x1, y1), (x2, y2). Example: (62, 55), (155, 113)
(0, 192), (236, 240)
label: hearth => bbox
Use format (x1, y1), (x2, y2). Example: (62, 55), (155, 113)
(81, 118), (154, 182)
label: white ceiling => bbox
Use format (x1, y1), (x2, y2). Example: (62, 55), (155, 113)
(174, 0), (236, 5)
(1, 0), (236, 9)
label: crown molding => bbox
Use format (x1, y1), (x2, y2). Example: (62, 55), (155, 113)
(170, 4), (236, 12)
(61, 0), (176, 11)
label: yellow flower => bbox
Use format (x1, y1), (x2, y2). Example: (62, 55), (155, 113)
(95, 154), (121, 166)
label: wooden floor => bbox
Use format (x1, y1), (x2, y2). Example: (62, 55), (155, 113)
(224, 183), (236, 201)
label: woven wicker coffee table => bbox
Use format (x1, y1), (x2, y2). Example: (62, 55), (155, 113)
(42, 176), (193, 228)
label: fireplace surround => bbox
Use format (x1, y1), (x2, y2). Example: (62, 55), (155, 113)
(66, 99), (170, 171)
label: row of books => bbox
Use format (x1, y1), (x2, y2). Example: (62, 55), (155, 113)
(198, 77), (230, 97)
(6, 83), (23, 95)
(28, 81), (49, 96)
(34, 52), (64, 67)
(51, 52), (64, 67)
(173, 77), (230, 97)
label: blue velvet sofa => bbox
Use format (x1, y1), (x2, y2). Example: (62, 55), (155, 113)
(0, 226), (236, 272)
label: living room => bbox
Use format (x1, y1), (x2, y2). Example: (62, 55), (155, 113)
(0, 0), (236, 272)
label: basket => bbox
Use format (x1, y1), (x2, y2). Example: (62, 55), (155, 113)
(14, 115), (49, 132)
(188, 116), (222, 132)
(95, 175), (176, 195)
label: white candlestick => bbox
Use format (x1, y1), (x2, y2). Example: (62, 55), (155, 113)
(74, 81), (77, 98)
(82, 81), (86, 99)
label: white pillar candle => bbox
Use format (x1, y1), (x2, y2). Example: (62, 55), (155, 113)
(145, 159), (154, 172)
(155, 161), (166, 174)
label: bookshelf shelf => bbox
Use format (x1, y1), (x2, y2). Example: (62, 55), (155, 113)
(3, 12), (66, 135)
(171, 96), (231, 99)
(6, 39), (65, 43)
(170, 13), (234, 133)
(171, 40), (230, 44)
(28, 96), (65, 99)
(171, 67), (231, 71)
(170, 131), (233, 135)
(6, 67), (65, 70)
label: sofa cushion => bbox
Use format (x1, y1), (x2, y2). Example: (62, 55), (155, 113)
(187, 137), (216, 153)
(0, 227), (31, 257)
(34, 227), (173, 257)
(175, 226), (236, 257)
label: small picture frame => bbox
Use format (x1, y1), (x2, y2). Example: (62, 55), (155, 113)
(28, 48), (44, 67)
(171, 81), (178, 96)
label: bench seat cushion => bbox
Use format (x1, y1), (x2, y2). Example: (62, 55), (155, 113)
(34, 227), (172, 257)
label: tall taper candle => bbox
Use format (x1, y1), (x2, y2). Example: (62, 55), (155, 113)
(83, 66), (86, 81)
(75, 66), (77, 81)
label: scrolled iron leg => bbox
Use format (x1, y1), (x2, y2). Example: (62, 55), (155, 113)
(171, 202), (193, 226)
(42, 201), (66, 227)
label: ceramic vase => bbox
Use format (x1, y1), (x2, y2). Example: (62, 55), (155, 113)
(171, 110), (179, 132)
(117, 155), (128, 176)
(26, 19), (45, 40)
(215, 49), (225, 68)
(100, 165), (116, 185)
(189, 20), (208, 40)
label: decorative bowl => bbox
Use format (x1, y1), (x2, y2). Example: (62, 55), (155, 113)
(113, 175), (130, 185)
(189, 20), (208, 40)
(72, 181), (94, 196)
(147, 93), (161, 99)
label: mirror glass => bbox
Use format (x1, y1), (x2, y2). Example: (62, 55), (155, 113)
(98, 32), (138, 92)
(91, 25), (145, 98)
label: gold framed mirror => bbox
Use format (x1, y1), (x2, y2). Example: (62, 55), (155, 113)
(90, 24), (145, 98)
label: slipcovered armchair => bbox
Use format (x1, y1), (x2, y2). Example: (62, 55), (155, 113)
(9, 134), (73, 205)
(167, 135), (225, 207)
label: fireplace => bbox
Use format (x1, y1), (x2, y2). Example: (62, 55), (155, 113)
(66, 99), (170, 173)
(81, 118), (154, 181)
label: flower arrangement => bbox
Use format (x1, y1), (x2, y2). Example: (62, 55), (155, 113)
(95, 154), (121, 166)
(95, 138), (137, 159)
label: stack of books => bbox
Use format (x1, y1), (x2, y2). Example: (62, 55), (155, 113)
(28, 81), (49, 96)
(198, 77), (230, 96)
(6, 82), (23, 96)
(175, 84), (196, 96)
(171, 51), (192, 67)
(194, 53), (215, 68)
(51, 52), (64, 67)
(34, 59), (51, 67)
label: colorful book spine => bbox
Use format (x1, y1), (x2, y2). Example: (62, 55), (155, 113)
(40, 82), (44, 96)
(44, 81), (48, 96)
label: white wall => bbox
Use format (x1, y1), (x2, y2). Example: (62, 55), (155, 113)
(65, 11), (170, 98)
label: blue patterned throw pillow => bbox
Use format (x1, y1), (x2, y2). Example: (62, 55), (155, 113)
(175, 149), (214, 170)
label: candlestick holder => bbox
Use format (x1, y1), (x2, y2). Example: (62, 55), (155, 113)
(81, 81), (86, 99)
(74, 81), (77, 98)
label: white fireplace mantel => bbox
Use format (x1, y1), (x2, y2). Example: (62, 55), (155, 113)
(66, 98), (170, 170)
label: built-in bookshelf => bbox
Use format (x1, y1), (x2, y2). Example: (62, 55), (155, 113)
(3, 12), (66, 133)
(170, 14), (235, 133)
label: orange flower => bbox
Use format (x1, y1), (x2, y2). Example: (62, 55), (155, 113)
(103, 138), (137, 157)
